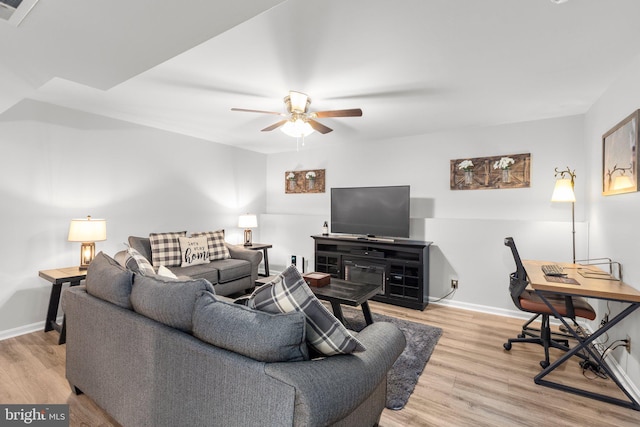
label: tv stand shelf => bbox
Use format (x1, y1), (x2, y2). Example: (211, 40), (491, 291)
(312, 235), (432, 310)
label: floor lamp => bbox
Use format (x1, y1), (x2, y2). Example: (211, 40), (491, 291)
(551, 167), (576, 263)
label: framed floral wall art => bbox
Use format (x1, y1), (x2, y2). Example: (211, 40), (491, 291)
(285, 169), (325, 193)
(450, 153), (531, 190)
(602, 110), (639, 196)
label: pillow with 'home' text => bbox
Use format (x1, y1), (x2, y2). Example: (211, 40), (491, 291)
(178, 236), (210, 267)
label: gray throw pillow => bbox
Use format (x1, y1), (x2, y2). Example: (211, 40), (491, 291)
(85, 251), (134, 309)
(130, 273), (214, 332)
(248, 265), (365, 356)
(193, 292), (309, 362)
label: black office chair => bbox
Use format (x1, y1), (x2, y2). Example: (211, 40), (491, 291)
(502, 237), (596, 368)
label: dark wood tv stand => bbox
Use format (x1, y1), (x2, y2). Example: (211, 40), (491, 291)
(312, 235), (432, 310)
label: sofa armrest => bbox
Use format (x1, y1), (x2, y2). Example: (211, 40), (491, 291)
(226, 244), (263, 283)
(264, 321), (406, 426)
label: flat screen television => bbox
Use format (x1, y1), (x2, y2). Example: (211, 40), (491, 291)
(331, 185), (410, 239)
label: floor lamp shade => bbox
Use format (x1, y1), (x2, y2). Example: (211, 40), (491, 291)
(68, 215), (107, 269)
(238, 214), (257, 246)
(551, 168), (576, 263)
(551, 178), (576, 202)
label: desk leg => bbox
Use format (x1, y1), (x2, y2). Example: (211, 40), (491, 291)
(262, 248), (270, 277)
(44, 284), (63, 333)
(361, 301), (374, 325)
(535, 293), (640, 410)
(330, 301), (345, 325)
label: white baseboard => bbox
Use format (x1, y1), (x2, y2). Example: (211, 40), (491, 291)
(0, 316), (63, 341)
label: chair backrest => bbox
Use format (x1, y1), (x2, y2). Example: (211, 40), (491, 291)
(504, 237), (526, 280)
(504, 237), (529, 309)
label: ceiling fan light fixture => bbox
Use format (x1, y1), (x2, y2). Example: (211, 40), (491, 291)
(286, 91), (310, 113)
(281, 118), (314, 138)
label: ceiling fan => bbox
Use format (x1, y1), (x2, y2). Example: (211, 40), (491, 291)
(231, 91), (362, 137)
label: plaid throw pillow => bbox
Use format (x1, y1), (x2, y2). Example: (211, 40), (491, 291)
(248, 265), (366, 356)
(123, 247), (156, 276)
(191, 230), (230, 261)
(149, 231), (187, 267)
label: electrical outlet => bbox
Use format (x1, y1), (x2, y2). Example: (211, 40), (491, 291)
(626, 335), (631, 353)
(451, 279), (458, 289)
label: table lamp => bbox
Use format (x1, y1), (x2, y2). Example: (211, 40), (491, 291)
(68, 215), (107, 269)
(551, 167), (576, 263)
(238, 214), (257, 246)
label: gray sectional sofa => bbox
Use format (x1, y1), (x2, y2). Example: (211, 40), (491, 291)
(62, 252), (406, 427)
(127, 235), (262, 296)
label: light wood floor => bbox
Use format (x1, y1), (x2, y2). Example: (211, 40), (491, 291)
(1, 302), (638, 426)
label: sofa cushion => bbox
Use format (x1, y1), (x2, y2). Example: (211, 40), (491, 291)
(178, 236), (210, 268)
(191, 230), (230, 261)
(130, 273), (214, 332)
(86, 251), (134, 309)
(193, 291), (309, 362)
(211, 258), (252, 283)
(248, 265), (365, 356)
(169, 263), (219, 284)
(123, 247), (156, 275)
(149, 231), (187, 267)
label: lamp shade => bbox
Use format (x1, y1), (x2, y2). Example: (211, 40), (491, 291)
(281, 119), (315, 138)
(238, 214), (258, 229)
(68, 216), (107, 242)
(551, 178), (576, 202)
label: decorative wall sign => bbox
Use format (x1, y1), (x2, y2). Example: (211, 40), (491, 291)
(285, 169), (326, 193)
(450, 153), (531, 190)
(602, 110), (639, 196)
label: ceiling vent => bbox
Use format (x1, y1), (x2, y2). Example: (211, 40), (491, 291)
(0, 0), (39, 26)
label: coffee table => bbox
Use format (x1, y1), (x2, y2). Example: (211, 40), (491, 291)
(310, 279), (381, 326)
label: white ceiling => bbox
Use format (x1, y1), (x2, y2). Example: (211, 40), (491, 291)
(3, 0), (640, 154)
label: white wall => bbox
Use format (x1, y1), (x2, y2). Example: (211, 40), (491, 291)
(585, 54), (640, 386)
(263, 115), (587, 311)
(0, 100), (266, 338)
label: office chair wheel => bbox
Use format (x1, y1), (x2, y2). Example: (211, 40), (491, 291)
(540, 360), (549, 369)
(503, 342), (512, 351)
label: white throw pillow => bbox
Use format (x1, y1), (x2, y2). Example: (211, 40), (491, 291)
(178, 236), (210, 267)
(157, 265), (178, 279)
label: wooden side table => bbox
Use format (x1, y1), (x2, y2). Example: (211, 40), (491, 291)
(39, 266), (86, 344)
(240, 243), (272, 276)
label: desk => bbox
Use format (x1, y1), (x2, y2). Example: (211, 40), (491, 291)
(524, 259), (640, 410)
(240, 243), (272, 276)
(39, 266), (87, 345)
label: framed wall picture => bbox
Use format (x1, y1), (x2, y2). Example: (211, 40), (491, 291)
(602, 110), (639, 196)
(450, 153), (531, 190)
(285, 169), (325, 193)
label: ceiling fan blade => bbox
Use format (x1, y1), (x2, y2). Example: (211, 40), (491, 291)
(314, 108), (363, 118)
(261, 120), (289, 132)
(231, 108), (285, 116)
(308, 120), (333, 134)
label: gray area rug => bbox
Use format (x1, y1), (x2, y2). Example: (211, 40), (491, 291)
(341, 306), (443, 410)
